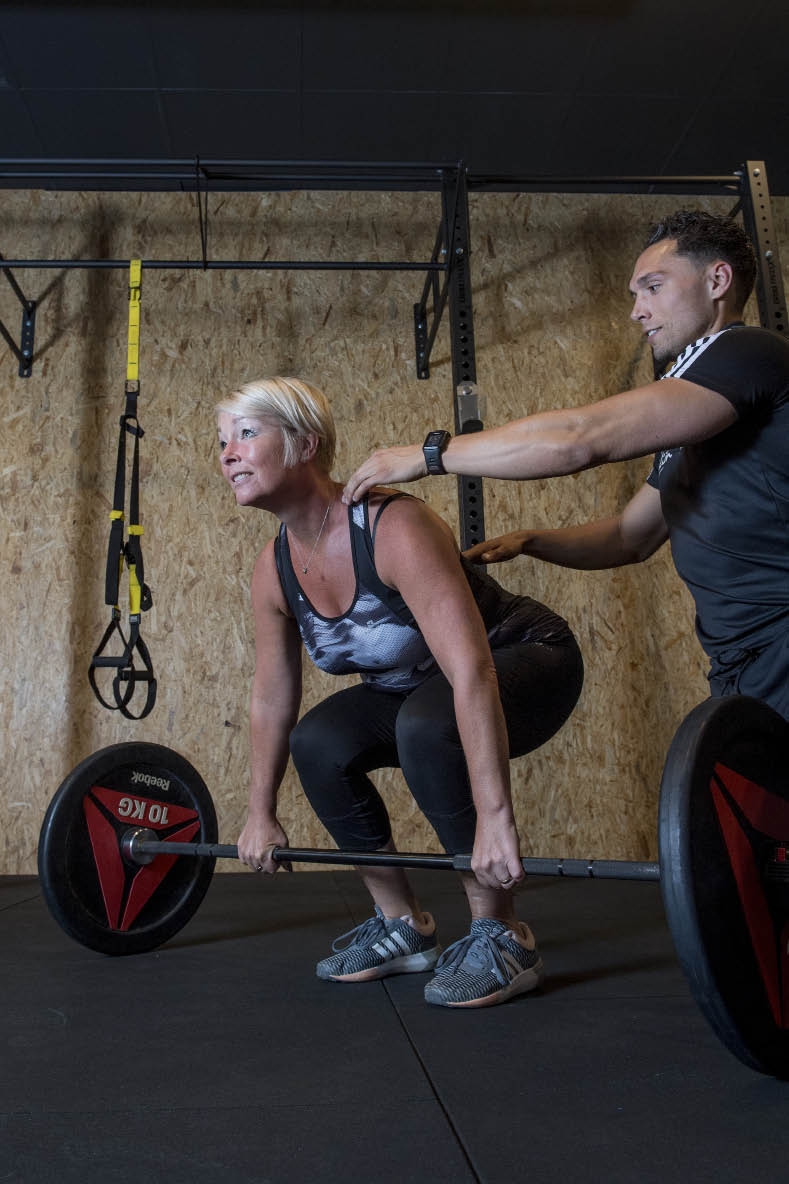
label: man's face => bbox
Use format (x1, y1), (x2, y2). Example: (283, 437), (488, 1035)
(629, 239), (718, 367)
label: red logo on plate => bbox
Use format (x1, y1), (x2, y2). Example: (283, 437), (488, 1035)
(83, 785), (200, 931)
(710, 763), (789, 1029)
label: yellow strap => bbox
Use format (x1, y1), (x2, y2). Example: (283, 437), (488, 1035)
(128, 563), (142, 616)
(110, 509), (124, 521)
(127, 258), (142, 382)
(128, 525), (144, 536)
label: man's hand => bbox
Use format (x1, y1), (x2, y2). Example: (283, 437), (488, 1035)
(463, 531), (528, 565)
(342, 444), (426, 504)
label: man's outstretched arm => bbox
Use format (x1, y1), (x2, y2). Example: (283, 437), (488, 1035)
(342, 377), (737, 503)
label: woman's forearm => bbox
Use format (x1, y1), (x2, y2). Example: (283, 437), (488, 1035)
(451, 667), (514, 820)
(247, 694), (299, 818)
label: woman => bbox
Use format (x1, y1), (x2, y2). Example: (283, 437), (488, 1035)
(217, 377), (583, 1008)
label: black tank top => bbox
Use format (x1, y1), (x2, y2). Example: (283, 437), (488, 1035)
(274, 494), (573, 693)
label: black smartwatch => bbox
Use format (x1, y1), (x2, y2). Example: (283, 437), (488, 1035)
(422, 430), (452, 475)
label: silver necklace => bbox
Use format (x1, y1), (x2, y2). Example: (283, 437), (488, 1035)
(292, 497), (334, 574)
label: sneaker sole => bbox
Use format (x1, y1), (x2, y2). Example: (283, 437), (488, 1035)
(426, 958), (544, 1008)
(324, 946), (441, 983)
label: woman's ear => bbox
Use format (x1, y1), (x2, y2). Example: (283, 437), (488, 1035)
(299, 432), (320, 463)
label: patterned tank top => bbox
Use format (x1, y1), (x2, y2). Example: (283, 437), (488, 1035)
(274, 495), (573, 693)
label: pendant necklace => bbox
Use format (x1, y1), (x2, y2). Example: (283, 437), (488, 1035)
(293, 497), (334, 574)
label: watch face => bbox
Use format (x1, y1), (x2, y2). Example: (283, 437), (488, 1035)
(423, 431), (450, 474)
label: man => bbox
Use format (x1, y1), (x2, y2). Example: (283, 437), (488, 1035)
(342, 211), (789, 718)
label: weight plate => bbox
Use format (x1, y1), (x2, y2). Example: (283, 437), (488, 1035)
(38, 742), (217, 955)
(659, 695), (789, 1077)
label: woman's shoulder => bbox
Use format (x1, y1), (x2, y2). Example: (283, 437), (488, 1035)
(252, 535), (278, 573)
(367, 487), (455, 543)
(251, 537), (291, 615)
(364, 492), (461, 589)
(365, 486), (421, 511)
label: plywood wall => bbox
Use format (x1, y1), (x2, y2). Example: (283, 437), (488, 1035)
(1, 188), (783, 876)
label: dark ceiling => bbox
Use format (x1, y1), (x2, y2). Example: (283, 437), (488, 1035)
(0, 1), (787, 194)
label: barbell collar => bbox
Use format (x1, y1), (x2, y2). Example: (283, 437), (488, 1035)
(128, 837), (239, 860)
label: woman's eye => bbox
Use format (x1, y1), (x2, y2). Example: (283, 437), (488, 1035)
(241, 427), (256, 439)
(218, 440), (226, 451)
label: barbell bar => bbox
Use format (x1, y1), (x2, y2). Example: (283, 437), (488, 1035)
(37, 694), (789, 1078)
(122, 830), (662, 880)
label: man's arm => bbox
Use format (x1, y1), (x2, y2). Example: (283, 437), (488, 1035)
(464, 482), (669, 569)
(342, 377), (737, 503)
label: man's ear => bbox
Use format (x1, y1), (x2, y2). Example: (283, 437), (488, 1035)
(707, 259), (734, 301)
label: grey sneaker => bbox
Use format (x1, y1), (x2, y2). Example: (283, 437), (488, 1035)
(424, 918), (543, 1007)
(316, 906), (440, 982)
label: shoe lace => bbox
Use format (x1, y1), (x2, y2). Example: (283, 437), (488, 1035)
(435, 931), (511, 986)
(331, 913), (386, 953)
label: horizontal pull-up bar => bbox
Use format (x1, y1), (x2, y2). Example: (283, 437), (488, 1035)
(468, 172), (742, 190)
(0, 258), (447, 272)
(0, 158), (744, 194)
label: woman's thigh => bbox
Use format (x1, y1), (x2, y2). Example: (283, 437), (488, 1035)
(397, 636), (583, 763)
(288, 683), (404, 848)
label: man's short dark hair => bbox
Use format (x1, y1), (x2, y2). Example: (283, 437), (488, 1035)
(644, 210), (757, 309)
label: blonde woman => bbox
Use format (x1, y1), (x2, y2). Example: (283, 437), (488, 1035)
(217, 377), (583, 1008)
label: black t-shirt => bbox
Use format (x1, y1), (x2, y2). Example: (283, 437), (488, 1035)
(646, 324), (789, 658)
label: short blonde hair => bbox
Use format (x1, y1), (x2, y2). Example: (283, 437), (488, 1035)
(216, 377), (336, 472)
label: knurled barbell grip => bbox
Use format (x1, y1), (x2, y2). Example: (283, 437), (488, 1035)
(519, 857), (660, 880)
(453, 854), (659, 880)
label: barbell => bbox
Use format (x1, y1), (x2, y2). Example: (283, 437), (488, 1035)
(122, 833), (660, 879)
(38, 694), (789, 1079)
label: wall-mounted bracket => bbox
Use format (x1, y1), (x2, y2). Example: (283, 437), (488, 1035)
(456, 381), (485, 432)
(413, 300), (430, 380)
(1, 252), (35, 376)
(413, 225), (449, 379)
(17, 300), (36, 377)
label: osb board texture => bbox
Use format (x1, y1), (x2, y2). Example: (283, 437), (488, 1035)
(1, 189), (783, 876)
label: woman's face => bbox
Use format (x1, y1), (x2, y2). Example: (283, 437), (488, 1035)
(217, 411), (289, 508)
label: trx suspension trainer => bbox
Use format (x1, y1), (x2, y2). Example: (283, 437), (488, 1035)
(88, 259), (156, 719)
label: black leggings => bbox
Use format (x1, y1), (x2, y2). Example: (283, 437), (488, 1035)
(289, 636), (584, 854)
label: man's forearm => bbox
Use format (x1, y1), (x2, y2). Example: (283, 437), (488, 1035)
(521, 517), (646, 570)
(443, 410), (595, 481)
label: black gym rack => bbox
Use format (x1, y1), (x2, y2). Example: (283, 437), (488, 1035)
(0, 158), (786, 548)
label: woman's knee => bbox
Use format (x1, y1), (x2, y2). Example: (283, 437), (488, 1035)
(289, 706), (352, 778)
